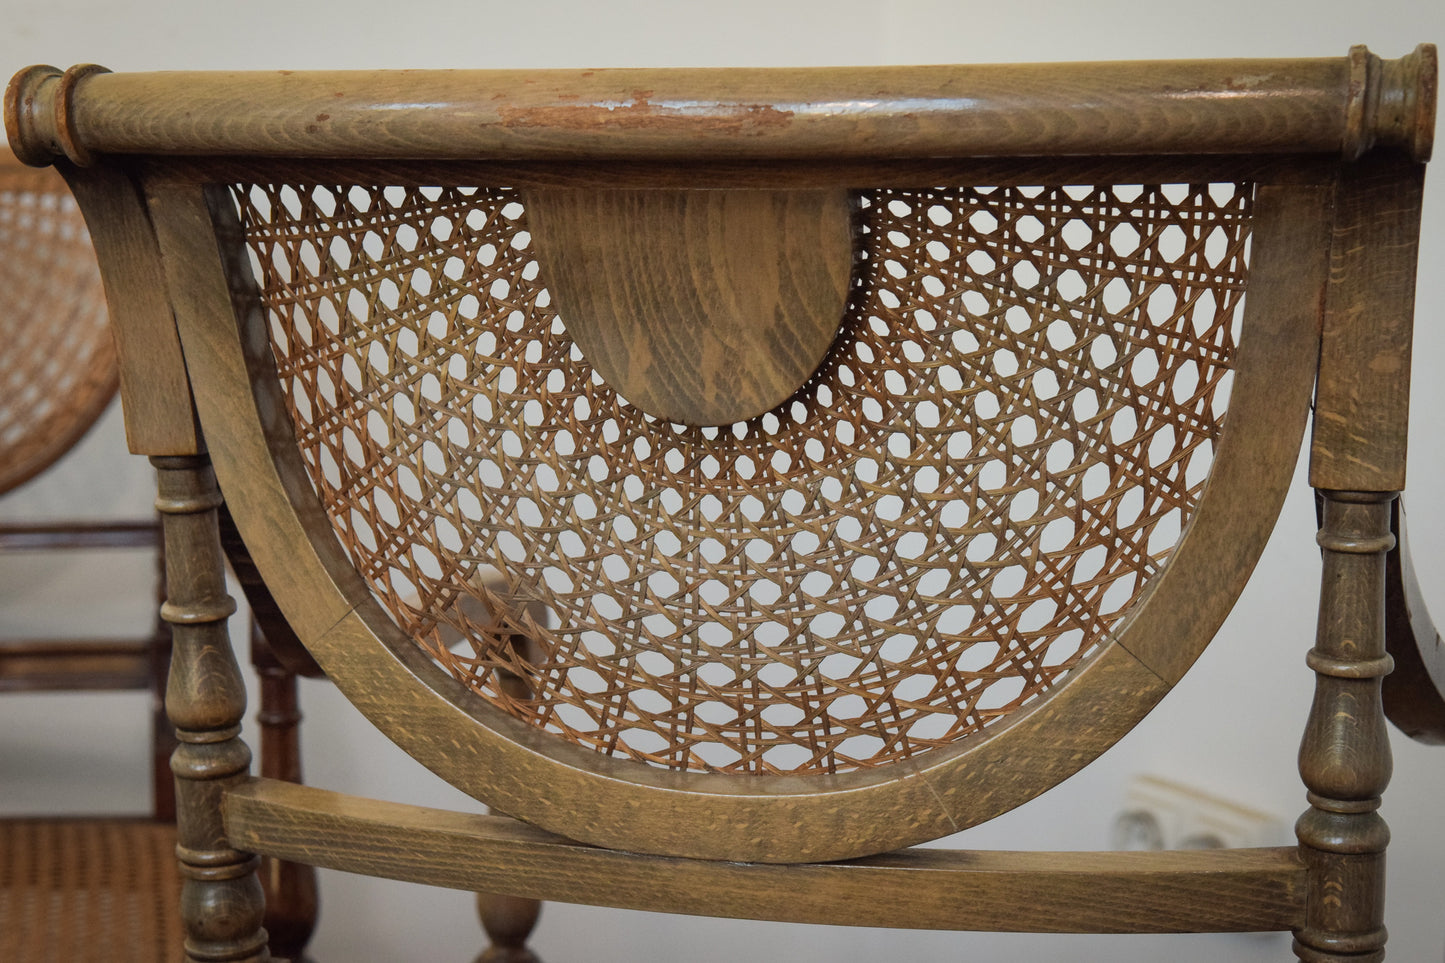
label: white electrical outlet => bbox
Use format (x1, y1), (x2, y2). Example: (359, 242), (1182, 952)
(1112, 775), (1284, 851)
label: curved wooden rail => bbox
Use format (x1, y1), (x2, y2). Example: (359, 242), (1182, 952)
(1383, 501), (1445, 742)
(5, 46), (1437, 167)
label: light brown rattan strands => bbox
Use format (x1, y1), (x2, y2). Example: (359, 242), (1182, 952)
(0, 819), (184, 963)
(235, 181), (1252, 776)
(0, 164), (114, 496)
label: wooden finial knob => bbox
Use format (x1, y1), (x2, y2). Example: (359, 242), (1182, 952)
(1344, 44), (1437, 162)
(3, 63), (111, 167)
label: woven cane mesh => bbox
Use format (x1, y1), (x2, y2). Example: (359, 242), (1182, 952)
(0, 164), (114, 496)
(0, 819), (183, 963)
(236, 181), (1252, 775)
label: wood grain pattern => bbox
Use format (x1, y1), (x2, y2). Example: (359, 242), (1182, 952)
(526, 188), (852, 425)
(61, 161), (201, 456)
(1296, 492), (1396, 962)
(225, 778), (1307, 935)
(1309, 157), (1425, 492)
(14, 48), (1435, 951)
(153, 454), (271, 963)
(169, 171), (1317, 862)
(4, 50), (1437, 166)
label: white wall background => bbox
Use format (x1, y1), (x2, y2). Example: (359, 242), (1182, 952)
(0, 2), (1441, 961)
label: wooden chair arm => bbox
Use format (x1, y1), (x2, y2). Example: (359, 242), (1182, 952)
(1384, 500), (1445, 742)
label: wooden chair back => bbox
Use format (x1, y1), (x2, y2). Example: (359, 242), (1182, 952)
(8, 46), (1436, 960)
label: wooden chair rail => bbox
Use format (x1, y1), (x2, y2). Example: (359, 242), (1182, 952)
(0, 519), (159, 550)
(0, 637), (153, 691)
(5, 46), (1435, 168)
(225, 778), (1307, 935)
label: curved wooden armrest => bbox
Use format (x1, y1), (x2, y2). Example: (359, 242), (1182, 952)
(1383, 500), (1445, 743)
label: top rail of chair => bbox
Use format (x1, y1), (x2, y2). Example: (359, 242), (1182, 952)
(5, 46), (1436, 169)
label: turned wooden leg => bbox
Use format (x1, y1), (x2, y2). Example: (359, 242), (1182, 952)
(149, 521), (178, 821)
(475, 892), (542, 963)
(253, 619), (320, 963)
(154, 454), (271, 963)
(1295, 490), (1396, 962)
(475, 623), (543, 963)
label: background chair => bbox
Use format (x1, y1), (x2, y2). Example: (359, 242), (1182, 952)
(0, 149), (180, 962)
(8, 45), (1437, 962)
(0, 152), (320, 962)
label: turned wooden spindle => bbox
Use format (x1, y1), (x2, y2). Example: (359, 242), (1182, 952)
(149, 524), (178, 821)
(1295, 491), (1396, 962)
(252, 619), (319, 963)
(476, 620), (544, 963)
(154, 453), (271, 963)
(475, 892), (542, 963)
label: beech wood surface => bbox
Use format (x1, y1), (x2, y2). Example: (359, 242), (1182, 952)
(158, 175), (1317, 863)
(153, 454), (270, 963)
(525, 188), (853, 425)
(59, 162), (200, 456)
(225, 778), (1307, 935)
(9, 45), (1436, 956)
(1309, 157), (1426, 492)
(1296, 492), (1396, 961)
(4, 49), (1436, 166)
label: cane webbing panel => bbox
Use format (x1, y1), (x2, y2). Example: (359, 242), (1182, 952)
(236, 181), (1251, 776)
(0, 164), (114, 496)
(0, 819), (183, 963)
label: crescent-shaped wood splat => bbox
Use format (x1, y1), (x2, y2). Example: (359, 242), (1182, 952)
(525, 188), (854, 426)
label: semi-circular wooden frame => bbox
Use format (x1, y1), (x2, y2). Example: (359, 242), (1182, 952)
(138, 169), (1323, 863)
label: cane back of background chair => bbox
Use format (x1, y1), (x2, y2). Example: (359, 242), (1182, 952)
(0, 153), (184, 963)
(0, 150), (114, 495)
(7, 44), (1436, 958)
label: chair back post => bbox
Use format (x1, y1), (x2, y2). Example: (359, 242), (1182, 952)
(1299, 45), (1435, 960)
